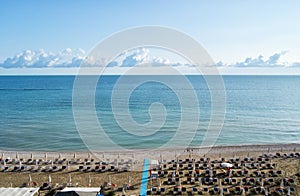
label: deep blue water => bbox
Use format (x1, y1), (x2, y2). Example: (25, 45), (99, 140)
(0, 76), (299, 151)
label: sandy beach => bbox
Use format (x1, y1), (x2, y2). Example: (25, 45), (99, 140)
(2, 143), (299, 163)
(0, 143), (299, 195)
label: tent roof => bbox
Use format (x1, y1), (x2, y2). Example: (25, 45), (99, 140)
(221, 162), (233, 168)
(55, 188), (102, 196)
(0, 188), (39, 196)
(150, 160), (159, 165)
(60, 187), (100, 192)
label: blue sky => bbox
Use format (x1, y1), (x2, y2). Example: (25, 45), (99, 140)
(0, 0), (300, 71)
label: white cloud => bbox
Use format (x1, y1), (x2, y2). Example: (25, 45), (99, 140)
(291, 62), (300, 67)
(0, 48), (86, 68)
(0, 48), (174, 68)
(217, 51), (290, 67)
(1, 48), (300, 69)
(121, 48), (150, 66)
(119, 48), (172, 67)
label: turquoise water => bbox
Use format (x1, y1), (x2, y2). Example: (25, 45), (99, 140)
(0, 76), (299, 151)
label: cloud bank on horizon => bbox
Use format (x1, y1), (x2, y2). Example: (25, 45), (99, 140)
(0, 48), (299, 68)
(0, 48), (86, 68)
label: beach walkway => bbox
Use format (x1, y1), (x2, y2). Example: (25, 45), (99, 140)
(139, 159), (150, 196)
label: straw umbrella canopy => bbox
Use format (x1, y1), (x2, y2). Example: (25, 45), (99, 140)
(68, 174), (72, 185)
(209, 169), (213, 178)
(160, 152), (163, 163)
(287, 186), (290, 195)
(66, 159), (69, 171)
(219, 178), (222, 187)
(128, 176), (131, 185)
(257, 164), (261, 171)
(280, 179), (284, 189)
(48, 174), (52, 184)
(219, 187), (224, 196)
(229, 169), (233, 178)
(265, 188), (268, 196)
(158, 179), (161, 188)
(122, 187), (126, 196)
(108, 175), (111, 184)
(241, 188), (246, 196)
(132, 153), (135, 170)
(88, 175), (91, 187)
(28, 174), (32, 187)
(191, 164), (195, 176)
(177, 178), (181, 186)
(239, 179), (243, 187)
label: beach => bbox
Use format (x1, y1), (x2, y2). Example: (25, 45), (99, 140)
(0, 143), (299, 195)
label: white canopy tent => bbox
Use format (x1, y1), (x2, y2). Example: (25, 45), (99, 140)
(59, 187), (100, 192)
(220, 162), (233, 168)
(0, 188), (39, 196)
(55, 187), (101, 196)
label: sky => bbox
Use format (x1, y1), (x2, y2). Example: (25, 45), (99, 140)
(0, 0), (300, 73)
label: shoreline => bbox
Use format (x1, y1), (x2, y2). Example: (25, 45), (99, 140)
(1, 143), (299, 161)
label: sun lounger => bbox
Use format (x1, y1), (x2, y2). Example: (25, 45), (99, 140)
(40, 182), (51, 190)
(254, 187), (265, 194)
(52, 165), (59, 172)
(222, 187), (229, 194)
(85, 165), (92, 172)
(212, 186), (219, 194)
(60, 165), (67, 171)
(222, 177), (231, 185)
(191, 187), (198, 194)
(21, 165), (28, 171)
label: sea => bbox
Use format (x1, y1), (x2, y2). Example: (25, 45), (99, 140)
(0, 75), (299, 151)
